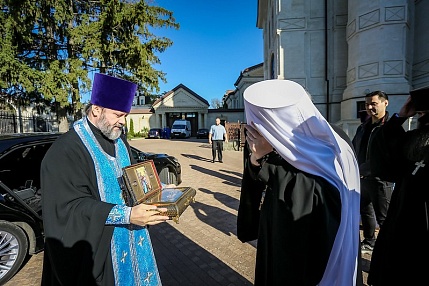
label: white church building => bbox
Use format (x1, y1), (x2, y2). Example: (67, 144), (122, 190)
(254, 0), (429, 137)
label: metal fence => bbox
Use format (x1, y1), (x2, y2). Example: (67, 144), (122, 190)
(0, 111), (58, 134)
(225, 122), (246, 151)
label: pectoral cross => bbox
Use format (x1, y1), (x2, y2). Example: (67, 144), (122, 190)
(259, 192), (266, 210)
(412, 160), (425, 175)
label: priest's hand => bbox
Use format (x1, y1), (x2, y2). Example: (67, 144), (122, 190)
(130, 204), (169, 226)
(246, 122), (273, 165)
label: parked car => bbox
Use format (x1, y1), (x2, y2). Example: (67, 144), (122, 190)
(170, 120), (191, 139)
(129, 146), (181, 186)
(0, 132), (181, 284)
(147, 128), (163, 139)
(196, 128), (209, 139)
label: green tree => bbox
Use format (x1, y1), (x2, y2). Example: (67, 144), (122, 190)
(129, 118), (135, 136)
(0, 0), (179, 131)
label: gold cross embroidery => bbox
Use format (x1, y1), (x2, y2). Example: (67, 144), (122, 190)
(412, 160), (425, 175)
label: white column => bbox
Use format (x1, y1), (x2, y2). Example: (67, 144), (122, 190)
(161, 113), (166, 128)
(344, 0), (411, 103)
(204, 113), (208, 129)
(198, 112), (202, 129)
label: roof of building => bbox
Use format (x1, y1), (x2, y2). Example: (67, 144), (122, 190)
(152, 83), (209, 107)
(234, 62), (263, 86)
(129, 107), (152, 114)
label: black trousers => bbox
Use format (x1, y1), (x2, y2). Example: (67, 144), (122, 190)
(360, 178), (394, 246)
(212, 140), (223, 161)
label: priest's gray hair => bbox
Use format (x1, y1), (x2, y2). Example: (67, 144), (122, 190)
(84, 103), (93, 115)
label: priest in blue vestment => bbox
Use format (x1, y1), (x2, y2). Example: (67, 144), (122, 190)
(41, 73), (169, 285)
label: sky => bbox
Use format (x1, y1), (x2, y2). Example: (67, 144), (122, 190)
(152, 0), (263, 107)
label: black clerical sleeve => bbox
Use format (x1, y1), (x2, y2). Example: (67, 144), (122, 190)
(369, 114), (407, 182)
(254, 156), (341, 286)
(237, 144), (265, 242)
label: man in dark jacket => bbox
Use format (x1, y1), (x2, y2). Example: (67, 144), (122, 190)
(352, 90), (394, 254)
(368, 87), (429, 286)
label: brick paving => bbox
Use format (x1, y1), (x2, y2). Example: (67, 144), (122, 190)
(5, 138), (371, 285)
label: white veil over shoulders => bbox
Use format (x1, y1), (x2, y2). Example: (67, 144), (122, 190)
(244, 79), (360, 286)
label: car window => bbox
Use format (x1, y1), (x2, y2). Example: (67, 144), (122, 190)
(0, 143), (53, 194)
(172, 125), (186, 129)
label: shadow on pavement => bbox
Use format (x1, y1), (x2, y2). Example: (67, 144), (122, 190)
(189, 164), (242, 187)
(181, 153), (212, 162)
(149, 222), (253, 286)
(198, 188), (239, 211)
(189, 200), (238, 237)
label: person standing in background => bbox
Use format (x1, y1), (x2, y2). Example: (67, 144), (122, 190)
(368, 87), (429, 286)
(209, 117), (228, 163)
(352, 90), (394, 254)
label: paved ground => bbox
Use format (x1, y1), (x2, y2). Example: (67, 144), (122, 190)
(5, 138), (371, 285)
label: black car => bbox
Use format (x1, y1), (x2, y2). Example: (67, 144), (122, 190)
(0, 132), (181, 284)
(129, 145), (181, 186)
(196, 128), (209, 139)
(147, 128), (163, 139)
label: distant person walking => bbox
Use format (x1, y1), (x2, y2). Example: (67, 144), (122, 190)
(209, 117), (228, 163)
(352, 90), (394, 254)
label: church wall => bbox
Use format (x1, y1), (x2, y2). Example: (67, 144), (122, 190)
(257, 0), (428, 136)
(207, 111), (245, 128)
(325, 0), (349, 123)
(126, 113), (153, 134)
(233, 65), (264, 109)
(412, 0), (429, 89)
(276, 0), (333, 120)
(342, 0), (412, 122)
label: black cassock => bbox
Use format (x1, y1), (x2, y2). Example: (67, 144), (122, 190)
(368, 116), (429, 286)
(41, 122), (134, 285)
(237, 149), (342, 286)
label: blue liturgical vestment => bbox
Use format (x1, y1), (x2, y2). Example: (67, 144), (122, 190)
(74, 118), (162, 285)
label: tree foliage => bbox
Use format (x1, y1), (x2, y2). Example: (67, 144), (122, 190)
(129, 117), (135, 136)
(0, 0), (179, 131)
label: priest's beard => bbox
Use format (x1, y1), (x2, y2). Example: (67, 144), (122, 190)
(98, 112), (123, 140)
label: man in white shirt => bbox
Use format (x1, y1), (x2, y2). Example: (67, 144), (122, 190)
(208, 117), (228, 163)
